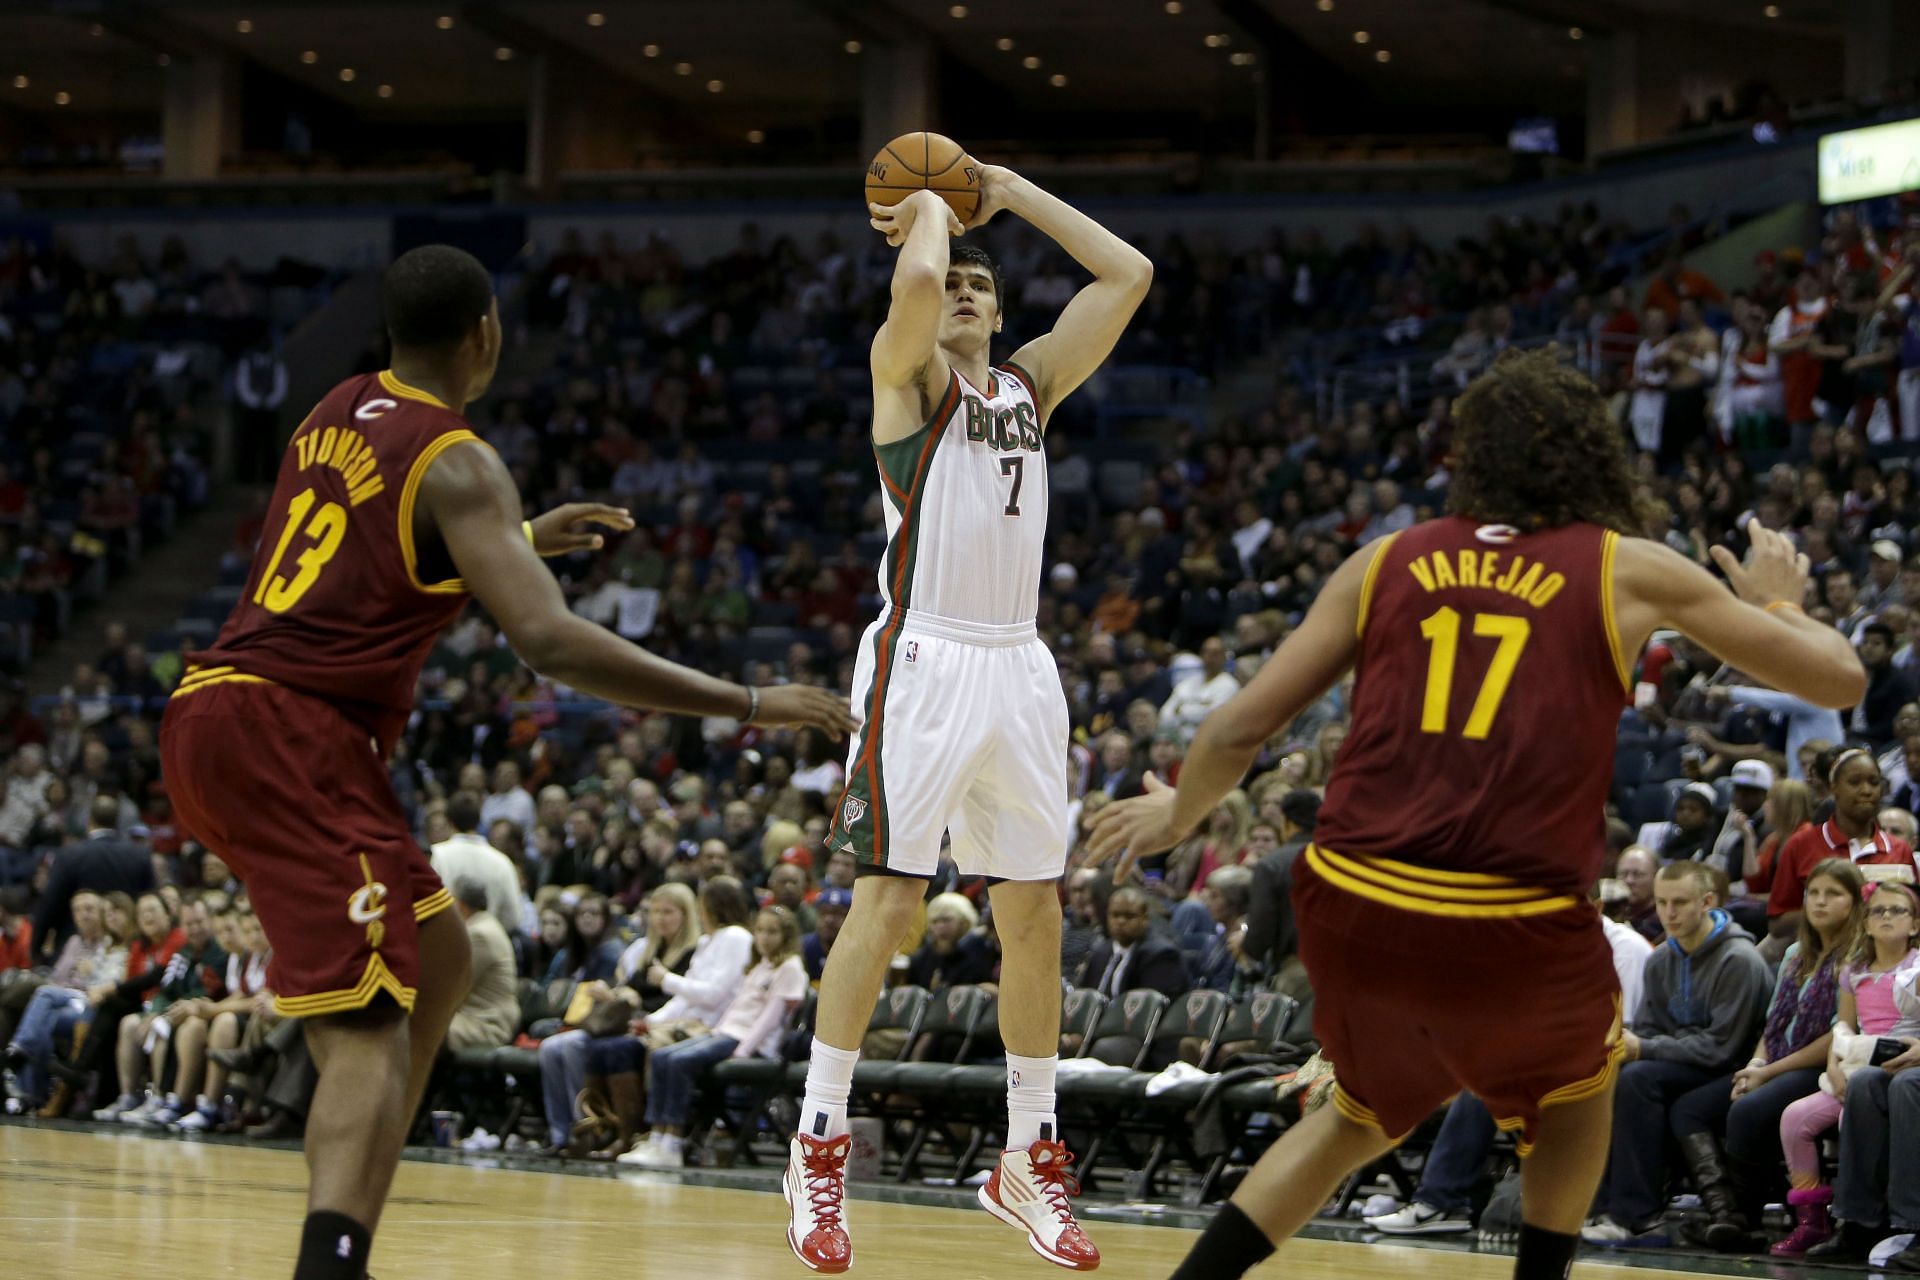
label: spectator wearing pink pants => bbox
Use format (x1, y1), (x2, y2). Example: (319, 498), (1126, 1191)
(1772, 882), (1920, 1258)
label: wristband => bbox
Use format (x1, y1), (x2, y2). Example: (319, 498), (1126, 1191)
(522, 519), (536, 549)
(1763, 599), (1803, 615)
(743, 685), (760, 723)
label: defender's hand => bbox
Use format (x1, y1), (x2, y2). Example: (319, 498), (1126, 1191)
(870, 189), (962, 248)
(1085, 773), (1189, 881)
(964, 163), (1019, 231)
(1711, 517), (1809, 611)
(529, 503), (634, 557)
(751, 685), (857, 735)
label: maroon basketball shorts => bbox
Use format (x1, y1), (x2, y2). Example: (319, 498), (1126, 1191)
(160, 671), (449, 1018)
(1293, 843), (1623, 1154)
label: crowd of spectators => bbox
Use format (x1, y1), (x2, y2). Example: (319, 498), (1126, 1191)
(1, 195), (1919, 1260)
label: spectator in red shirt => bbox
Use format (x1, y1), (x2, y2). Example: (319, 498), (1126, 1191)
(1644, 252), (1726, 317)
(1768, 748), (1917, 957)
(1771, 272), (1831, 441)
(0, 887), (32, 971)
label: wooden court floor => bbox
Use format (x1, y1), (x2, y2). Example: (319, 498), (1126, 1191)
(0, 1123), (1793, 1279)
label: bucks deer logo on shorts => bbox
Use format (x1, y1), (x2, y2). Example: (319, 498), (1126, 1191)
(348, 852), (390, 949)
(842, 796), (868, 827)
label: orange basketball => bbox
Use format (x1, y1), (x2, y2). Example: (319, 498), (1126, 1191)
(864, 131), (980, 224)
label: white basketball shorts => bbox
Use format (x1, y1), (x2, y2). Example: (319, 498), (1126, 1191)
(826, 607), (1070, 881)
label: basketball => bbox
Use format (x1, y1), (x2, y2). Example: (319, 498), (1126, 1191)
(865, 131), (981, 223)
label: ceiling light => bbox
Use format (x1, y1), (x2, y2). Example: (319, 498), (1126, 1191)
(1021, 54), (1041, 69)
(54, 91), (70, 105)
(1165, 0), (1183, 11)
(1203, 33), (1227, 47)
(675, 61), (693, 75)
(300, 50), (318, 64)
(1316, 0), (1334, 10)
(377, 83), (393, 98)
(436, 15), (454, 29)
(87, 23), (103, 37)
(643, 43), (661, 57)
(338, 68), (356, 82)
(996, 36), (1015, 50)
(949, 4), (968, 16)
(1763, 4), (1780, 15)
(11, 76), (26, 89)
(747, 129), (764, 143)
(706, 78), (724, 92)
(844, 39), (862, 53)
(1049, 73), (1067, 86)
(586, 12), (605, 26)
(1374, 48), (1391, 62)
(235, 18), (253, 33)
(157, 54), (171, 67)
(495, 47), (514, 60)
(1353, 30), (1371, 44)
(1568, 25), (1583, 39)
(1230, 51), (1255, 65)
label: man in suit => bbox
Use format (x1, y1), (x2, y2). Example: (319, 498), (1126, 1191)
(1073, 886), (1189, 1000)
(443, 878), (518, 1054)
(1889, 735), (1920, 816)
(30, 795), (154, 959)
(1241, 790), (1321, 1008)
(1092, 731), (1143, 800)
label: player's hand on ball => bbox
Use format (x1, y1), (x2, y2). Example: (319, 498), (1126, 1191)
(1085, 772), (1188, 880)
(870, 189), (962, 248)
(752, 684), (858, 736)
(1711, 516), (1809, 612)
(963, 163), (1018, 231)
(528, 502), (634, 557)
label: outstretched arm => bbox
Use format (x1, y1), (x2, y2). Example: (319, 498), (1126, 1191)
(420, 440), (855, 733)
(975, 167), (1152, 423)
(1086, 543), (1372, 876)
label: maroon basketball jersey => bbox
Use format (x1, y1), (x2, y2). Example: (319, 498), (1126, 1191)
(1313, 516), (1631, 897)
(195, 370), (481, 752)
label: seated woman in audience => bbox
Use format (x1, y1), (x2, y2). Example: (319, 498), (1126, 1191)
(1768, 880), (1920, 1256)
(1740, 778), (1813, 901)
(539, 882), (702, 1155)
(544, 893), (622, 987)
(620, 904), (807, 1169)
(84, 891), (183, 1120)
(531, 903), (568, 980)
(172, 909), (272, 1131)
(906, 893), (995, 994)
(2, 890), (122, 1112)
(1683, 857), (1864, 1252)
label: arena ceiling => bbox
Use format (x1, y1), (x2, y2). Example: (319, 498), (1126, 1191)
(0, 0), (1852, 157)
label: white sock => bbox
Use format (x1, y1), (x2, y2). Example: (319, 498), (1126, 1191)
(799, 1037), (860, 1141)
(1005, 1052), (1059, 1150)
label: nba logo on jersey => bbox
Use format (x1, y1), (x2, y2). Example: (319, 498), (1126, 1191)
(905, 640), (919, 663)
(1475, 523), (1521, 545)
(843, 797), (868, 826)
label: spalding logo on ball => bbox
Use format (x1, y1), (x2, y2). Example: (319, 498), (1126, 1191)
(864, 131), (982, 223)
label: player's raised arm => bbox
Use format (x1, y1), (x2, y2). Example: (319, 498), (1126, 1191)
(976, 166), (1152, 423)
(1613, 518), (1864, 709)
(419, 440), (855, 734)
(1087, 542), (1373, 876)
(869, 188), (963, 409)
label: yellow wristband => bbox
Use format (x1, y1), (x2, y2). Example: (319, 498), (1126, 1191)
(1763, 599), (1803, 615)
(522, 520), (536, 549)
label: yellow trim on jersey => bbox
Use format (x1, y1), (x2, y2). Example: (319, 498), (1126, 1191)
(397, 429), (483, 594)
(1492, 1000), (1625, 1158)
(1347, 851), (1525, 887)
(1305, 844), (1582, 918)
(378, 369), (451, 411)
(1599, 530), (1633, 696)
(1331, 1084), (1415, 1141)
(413, 888), (455, 922)
(1354, 530), (1402, 639)
(272, 951), (417, 1018)
(170, 672), (277, 700)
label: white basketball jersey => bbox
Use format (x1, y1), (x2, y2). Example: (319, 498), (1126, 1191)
(871, 364), (1047, 626)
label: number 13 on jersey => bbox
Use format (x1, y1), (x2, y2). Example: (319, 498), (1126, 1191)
(1418, 607), (1531, 740)
(253, 487), (349, 613)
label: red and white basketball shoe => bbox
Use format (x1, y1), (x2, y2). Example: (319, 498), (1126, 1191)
(783, 1132), (853, 1273)
(978, 1140), (1101, 1270)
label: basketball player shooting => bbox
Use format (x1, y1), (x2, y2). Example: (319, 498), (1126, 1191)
(159, 245), (853, 1280)
(782, 152), (1151, 1274)
(1088, 349), (1865, 1280)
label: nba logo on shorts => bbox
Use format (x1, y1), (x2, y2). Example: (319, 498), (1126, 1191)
(843, 796), (868, 826)
(905, 640), (919, 663)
